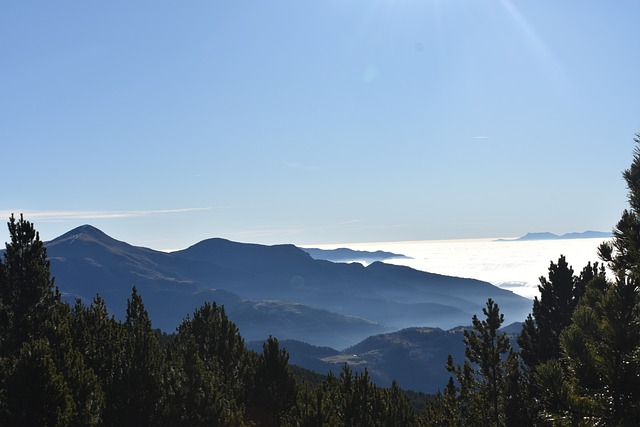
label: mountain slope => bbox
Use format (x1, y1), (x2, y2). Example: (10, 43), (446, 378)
(264, 324), (521, 393)
(302, 247), (410, 264)
(44, 225), (532, 348)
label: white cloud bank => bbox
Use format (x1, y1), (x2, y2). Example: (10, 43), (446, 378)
(312, 237), (609, 299)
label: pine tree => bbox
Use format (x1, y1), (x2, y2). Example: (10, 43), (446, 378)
(179, 302), (248, 400)
(446, 299), (511, 427)
(111, 287), (163, 426)
(164, 300), (250, 426)
(383, 380), (419, 427)
(0, 214), (58, 357)
(0, 216), (104, 426)
(70, 296), (123, 425)
(554, 134), (640, 425)
(248, 336), (297, 425)
(3, 338), (74, 426)
(518, 256), (584, 368)
(161, 335), (229, 426)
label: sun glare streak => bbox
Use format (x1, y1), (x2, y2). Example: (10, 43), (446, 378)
(499, 0), (565, 82)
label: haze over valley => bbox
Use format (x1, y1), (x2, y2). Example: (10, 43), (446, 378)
(309, 235), (610, 299)
(39, 224), (533, 350)
(7, 222), (600, 393)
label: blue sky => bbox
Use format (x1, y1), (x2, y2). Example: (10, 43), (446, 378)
(2, 1), (639, 250)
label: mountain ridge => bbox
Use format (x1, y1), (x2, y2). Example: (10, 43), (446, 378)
(495, 230), (612, 242)
(38, 225), (532, 348)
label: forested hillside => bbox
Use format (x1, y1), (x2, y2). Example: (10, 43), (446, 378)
(1, 134), (640, 425)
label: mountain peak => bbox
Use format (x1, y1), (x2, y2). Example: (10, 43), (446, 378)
(48, 224), (120, 246)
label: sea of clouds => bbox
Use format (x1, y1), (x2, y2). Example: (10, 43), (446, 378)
(314, 238), (609, 300)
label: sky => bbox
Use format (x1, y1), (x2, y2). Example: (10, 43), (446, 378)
(2, 1), (640, 251)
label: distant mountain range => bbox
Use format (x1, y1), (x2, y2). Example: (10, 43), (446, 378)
(301, 247), (411, 264)
(36, 225), (532, 349)
(495, 230), (612, 242)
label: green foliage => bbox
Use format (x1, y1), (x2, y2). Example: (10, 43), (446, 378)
(115, 286), (164, 426)
(0, 214), (58, 357)
(439, 299), (521, 427)
(547, 134), (640, 425)
(248, 336), (298, 425)
(518, 256), (603, 369)
(164, 301), (248, 425)
(162, 335), (231, 426)
(3, 338), (74, 427)
(0, 215), (428, 426)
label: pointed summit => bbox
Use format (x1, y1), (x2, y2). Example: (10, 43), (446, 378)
(49, 224), (115, 246)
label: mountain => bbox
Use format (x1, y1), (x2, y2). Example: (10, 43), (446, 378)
(43, 225), (532, 349)
(252, 325), (522, 393)
(559, 231), (612, 239)
(496, 230), (612, 242)
(302, 247), (410, 264)
(500, 321), (525, 334)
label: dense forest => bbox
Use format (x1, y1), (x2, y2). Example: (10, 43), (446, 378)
(1, 135), (639, 426)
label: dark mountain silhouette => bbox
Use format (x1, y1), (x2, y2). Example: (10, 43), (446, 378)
(500, 321), (525, 334)
(253, 325), (521, 393)
(302, 247), (410, 264)
(42, 225), (532, 348)
(249, 328), (469, 393)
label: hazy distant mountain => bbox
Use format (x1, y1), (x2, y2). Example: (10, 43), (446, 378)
(496, 230), (612, 242)
(43, 225), (532, 348)
(302, 247), (411, 264)
(499, 321), (525, 334)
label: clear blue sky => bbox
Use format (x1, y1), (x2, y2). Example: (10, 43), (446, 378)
(2, 1), (639, 250)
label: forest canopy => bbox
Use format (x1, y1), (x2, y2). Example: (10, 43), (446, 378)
(1, 134), (640, 425)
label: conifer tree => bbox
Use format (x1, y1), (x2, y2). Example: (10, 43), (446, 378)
(518, 256), (583, 368)
(70, 296), (124, 425)
(165, 301), (248, 425)
(0, 216), (104, 426)
(445, 299), (511, 427)
(111, 287), (163, 427)
(249, 336), (297, 425)
(177, 302), (248, 401)
(161, 335), (230, 426)
(3, 338), (74, 426)
(554, 134), (640, 425)
(0, 214), (58, 357)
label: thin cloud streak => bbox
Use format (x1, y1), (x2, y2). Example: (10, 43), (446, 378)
(0, 207), (214, 221)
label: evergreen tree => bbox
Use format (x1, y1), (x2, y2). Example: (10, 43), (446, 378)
(164, 301), (249, 425)
(3, 338), (74, 427)
(553, 134), (640, 425)
(0, 214), (58, 357)
(517, 258), (604, 424)
(176, 302), (248, 402)
(70, 296), (124, 425)
(162, 335), (231, 426)
(445, 299), (512, 427)
(0, 216), (104, 426)
(518, 255), (588, 368)
(110, 287), (163, 426)
(383, 380), (419, 427)
(248, 336), (297, 425)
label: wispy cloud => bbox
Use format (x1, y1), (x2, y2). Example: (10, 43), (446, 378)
(471, 136), (489, 140)
(0, 207), (213, 221)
